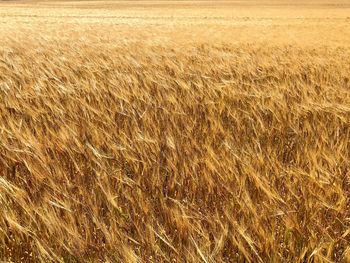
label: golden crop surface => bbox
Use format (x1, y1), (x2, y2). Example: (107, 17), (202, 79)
(0, 0), (350, 262)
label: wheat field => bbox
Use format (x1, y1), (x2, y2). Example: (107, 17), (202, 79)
(0, 0), (350, 262)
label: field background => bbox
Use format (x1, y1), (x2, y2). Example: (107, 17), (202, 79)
(0, 0), (350, 262)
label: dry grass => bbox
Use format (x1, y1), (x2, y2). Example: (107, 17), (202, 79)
(0, 1), (350, 262)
